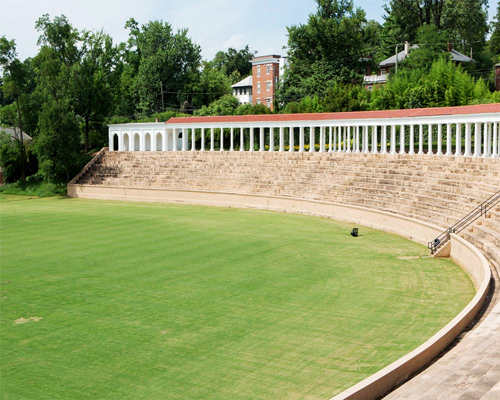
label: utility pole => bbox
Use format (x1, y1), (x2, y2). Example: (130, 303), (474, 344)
(395, 44), (399, 74)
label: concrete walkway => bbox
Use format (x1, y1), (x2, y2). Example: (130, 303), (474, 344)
(385, 256), (500, 400)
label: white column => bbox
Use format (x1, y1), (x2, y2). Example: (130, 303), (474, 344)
(427, 124), (433, 155)
(269, 127), (275, 152)
(456, 123), (462, 156)
(446, 123), (452, 156)
(363, 126), (369, 153)
(418, 124), (424, 155)
(464, 123), (472, 156)
(191, 128), (196, 151)
(328, 127), (333, 153)
(172, 130), (177, 151)
(240, 127), (244, 152)
(210, 128), (215, 151)
(436, 124), (442, 155)
(409, 125), (415, 155)
(381, 125), (387, 154)
(220, 127), (224, 151)
(493, 123), (499, 158)
(309, 126), (315, 153)
(337, 126), (342, 153)
(259, 127), (264, 152)
(319, 127), (325, 153)
(346, 126), (351, 153)
(279, 127), (284, 152)
(230, 127), (234, 151)
(399, 125), (405, 154)
(473, 122), (482, 157)
(249, 127), (254, 152)
(109, 133), (114, 151)
(355, 126), (360, 153)
(299, 127), (305, 152)
(389, 126), (395, 154)
(372, 126), (378, 154)
(182, 128), (187, 151)
(289, 126), (294, 152)
(160, 131), (166, 151)
(139, 132), (145, 151)
(484, 123), (491, 158)
(201, 128), (205, 151)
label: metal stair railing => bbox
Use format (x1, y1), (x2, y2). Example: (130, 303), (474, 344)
(429, 189), (500, 254)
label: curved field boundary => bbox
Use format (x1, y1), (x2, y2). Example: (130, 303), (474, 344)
(67, 184), (491, 399)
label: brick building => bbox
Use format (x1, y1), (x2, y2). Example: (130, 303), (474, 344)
(250, 55), (288, 111)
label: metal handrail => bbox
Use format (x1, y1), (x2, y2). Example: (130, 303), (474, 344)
(429, 189), (500, 254)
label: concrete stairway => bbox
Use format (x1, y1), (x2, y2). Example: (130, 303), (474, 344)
(73, 150), (500, 399)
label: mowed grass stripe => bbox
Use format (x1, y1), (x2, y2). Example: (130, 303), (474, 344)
(0, 196), (474, 400)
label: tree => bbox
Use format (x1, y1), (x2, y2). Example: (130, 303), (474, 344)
(278, 0), (375, 104)
(402, 24), (448, 70)
(70, 30), (119, 151)
(0, 36), (30, 182)
(189, 62), (232, 109)
(211, 46), (256, 83)
(489, 2), (500, 61)
(35, 99), (80, 183)
(126, 19), (202, 114)
(442, 0), (489, 57)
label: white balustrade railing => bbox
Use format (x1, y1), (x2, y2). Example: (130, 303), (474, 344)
(108, 106), (500, 158)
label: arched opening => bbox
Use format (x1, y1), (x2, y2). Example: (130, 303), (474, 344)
(113, 134), (119, 151)
(156, 133), (163, 151)
(145, 133), (151, 151)
(123, 134), (130, 151)
(134, 133), (140, 151)
(177, 132), (183, 150)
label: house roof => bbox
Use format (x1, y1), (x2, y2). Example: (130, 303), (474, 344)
(379, 45), (419, 66)
(0, 127), (32, 141)
(379, 45), (473, 67)
(166, 104), (499, 125)
(232, 76), (252, 88)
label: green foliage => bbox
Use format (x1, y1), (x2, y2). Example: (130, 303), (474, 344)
(211, 46), (256, 84)
(126, 19), (202, 114)
(35, 100), (81, 183)
(0, 176), (66, 197)
(279, 0), (378, 103)
(402, 25), (448, 71)
(194, 94), (240, 116)
(489, 2), (500, 60)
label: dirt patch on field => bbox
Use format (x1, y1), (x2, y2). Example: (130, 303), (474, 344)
(15, 316), (43, 325)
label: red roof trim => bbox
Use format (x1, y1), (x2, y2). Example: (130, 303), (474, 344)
(166, 104), (500, 125)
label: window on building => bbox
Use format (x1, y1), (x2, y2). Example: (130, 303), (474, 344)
(243, 88), (246, 95)
(257, 65), (260, 77)
(257, 98), (261, 104)
(367, 86), (373, 91)
(381, 69), (386, 75)
(257, 82), (260, 93)
(267, 98), (271, 106)
(267, 81), (271, 91)
(267, 64), (270, 74)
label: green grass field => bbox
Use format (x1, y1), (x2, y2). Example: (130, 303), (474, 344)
(0, 196), (474, 399)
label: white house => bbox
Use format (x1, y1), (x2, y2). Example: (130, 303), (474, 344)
(232, 76), (252, 104)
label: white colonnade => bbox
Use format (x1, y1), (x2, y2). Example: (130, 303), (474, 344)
(108, 109), (500, 158)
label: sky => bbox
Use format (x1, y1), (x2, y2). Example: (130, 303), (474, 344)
(1, 0), (498, 62)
